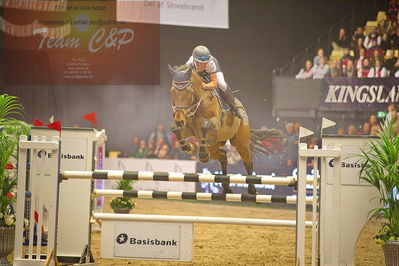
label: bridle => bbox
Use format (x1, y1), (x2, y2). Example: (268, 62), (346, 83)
(172, 80), (205, 118)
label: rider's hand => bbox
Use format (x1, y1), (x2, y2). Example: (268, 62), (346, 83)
(202, 82), (212, 90)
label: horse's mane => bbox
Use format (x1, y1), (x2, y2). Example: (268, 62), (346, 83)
(172, 64), (190, 72)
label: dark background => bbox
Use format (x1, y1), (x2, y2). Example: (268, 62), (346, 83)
(0, 0), (383, 151)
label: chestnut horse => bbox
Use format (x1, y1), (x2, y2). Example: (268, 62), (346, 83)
(169, 65), (284, 194)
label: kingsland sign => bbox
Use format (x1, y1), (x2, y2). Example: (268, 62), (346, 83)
(320, 78), (399, 111)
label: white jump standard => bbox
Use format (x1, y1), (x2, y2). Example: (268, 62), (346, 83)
(93, 189), (314, 204)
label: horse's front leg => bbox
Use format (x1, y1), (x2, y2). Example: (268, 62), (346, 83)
(171, 123), (198, 154)
(198, 120), (211, 162)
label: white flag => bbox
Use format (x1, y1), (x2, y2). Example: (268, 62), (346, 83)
(49, 116), (54, 123)
(299, 126), (314, 139)
(321, 117), (336, 129)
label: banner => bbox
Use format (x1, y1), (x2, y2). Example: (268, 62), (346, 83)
(2, 0), (160, 85)
(117, 0), (229, 29)
(320, 77), (399, 111)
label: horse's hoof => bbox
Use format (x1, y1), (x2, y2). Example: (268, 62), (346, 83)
(247, 185), (257, 195)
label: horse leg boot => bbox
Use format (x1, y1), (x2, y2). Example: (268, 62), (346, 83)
(170, 123), (198, 154)
(220, 87), (245, 119)
(198, 120), (211, 162)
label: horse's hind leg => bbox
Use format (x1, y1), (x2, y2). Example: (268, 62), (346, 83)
(208, 143), (232, 194)
(230, 140), (256, 194)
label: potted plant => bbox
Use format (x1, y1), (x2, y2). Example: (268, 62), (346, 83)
(356, 119), (399, 266)
(110, 180), (136, 214)
(0, 94), (30, 264)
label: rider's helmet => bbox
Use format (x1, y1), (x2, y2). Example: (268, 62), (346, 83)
(192, 45), (211, 63)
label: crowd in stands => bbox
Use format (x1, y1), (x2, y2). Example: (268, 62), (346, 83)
(296, 2), (399, 79)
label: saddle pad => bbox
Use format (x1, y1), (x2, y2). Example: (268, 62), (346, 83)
(212, 88), (230, 112)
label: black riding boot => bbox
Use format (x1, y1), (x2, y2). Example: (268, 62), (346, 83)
(220, 88), (245, 119)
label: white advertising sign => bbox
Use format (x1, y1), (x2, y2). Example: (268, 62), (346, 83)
(114, 222), (181, 259)
(117, 0), (229, 29)
(101, 220), (193, 261)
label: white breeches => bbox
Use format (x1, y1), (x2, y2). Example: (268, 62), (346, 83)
(216, 72), (228, 91)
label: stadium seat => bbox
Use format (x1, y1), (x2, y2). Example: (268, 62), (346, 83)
(376, 11), (386, 22)
(365, 21), (378, 34)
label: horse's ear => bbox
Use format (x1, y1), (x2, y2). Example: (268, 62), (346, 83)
(168, 64), (177, 76)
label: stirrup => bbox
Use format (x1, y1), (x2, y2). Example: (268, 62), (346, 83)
(234, 107), (245, 119)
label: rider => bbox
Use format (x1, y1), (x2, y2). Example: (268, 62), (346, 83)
(185, 45), (245, 119)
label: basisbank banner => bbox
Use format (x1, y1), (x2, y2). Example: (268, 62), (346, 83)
(320, 77), (399, 111)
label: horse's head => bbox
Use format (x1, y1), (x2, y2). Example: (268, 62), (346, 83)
(169, 65), (194, 127)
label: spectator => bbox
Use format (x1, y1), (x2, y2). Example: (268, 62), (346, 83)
(295, 60), (313, 79)
(148, 124), (168, 147)
(354, 38), (366, 57)
(345, 60), (357, 78)
(368, 59), (388, 77)
(282, 122), (298, 170)
(146, 139), (156, 158)
(381, 33), (391, 50)
(135, 139), (148, 158)
(332, 28), (351, 50)
(369, 49), (384, 67)
(386, 104), (398, 123)
(312, 57), (329, 79)
(377, 19), (389, 35)
(358, 58), (371, 78)
(364, 27), (381, 50)
(352, 26), (365, 48)
(355, 48), (366, 72)
(392, 56), (399, 76)
(388, 21), (399, 39)
(154, 137), (169, 158)
(392, 30), (399, 49)
(361, 122), (371, 135)
(130, 136), (140, 157)
(330, 59), (341, 77)
(313, 48), (327, 67)
(387, 0), (399, 22)
(366, 39), (383, 58)
(337, 128), (345, 135)
(385, 49), (398, 75)
(369, 114), (378, 127)
(157, 144), (171, 159)
(294, 122), (301, 135)
(347, 125), (357, 136)
(340, 47), (354, 73)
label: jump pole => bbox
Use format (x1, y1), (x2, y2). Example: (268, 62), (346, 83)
(93, 213), (313, 228)
(61, 170), (315, 186)
(92, 189), (315, 204)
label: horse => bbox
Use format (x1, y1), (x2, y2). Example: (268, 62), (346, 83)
(168, 65), (284, 194)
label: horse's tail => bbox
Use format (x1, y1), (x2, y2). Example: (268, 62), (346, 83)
(250, 128), (286, 156)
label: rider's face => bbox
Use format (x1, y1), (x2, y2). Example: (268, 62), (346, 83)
(195, 61), (208, 71)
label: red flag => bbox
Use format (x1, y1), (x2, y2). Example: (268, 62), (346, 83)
(82, 112), (97, 127)
(47, 121), (62, 132)
(33, 118), (44, 126)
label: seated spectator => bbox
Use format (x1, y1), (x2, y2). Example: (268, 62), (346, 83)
(345, 60), (357, 78)
(352, 26), (365, 48)
(366, 40), (383, 58)
(354, 38), (365, 57)
(347, 124), (357, 136)
(381, 33), (391, 50)
(388, 21), (398, 39)
(355, 48), (366, 72)
(340, 47), (354, 72)
(295, 60), (313, 79)
(364, 27), (381, 50)
(135, 140), (148, 158)
(358, 58), (371, 78)
(361, 122), (371, 135)
(369, 114), (378, 127)
(332, 28), (351, 50)
(146, 139), (156, 158)
(391, 56), (399, 76)
(154, 137), (169, 158)
(368, 59), (388, 77)
(148, 124), (168, 147)
(130, 136), (140, 157)
(330, 59), (341, 77)
(157, 144), (171, 159)
(312, 57), (329, 79)
(369, 49), (384, 67)
(387, 0), (399, 22)
(377, 19), (389, 35)
(313, 48), (327, 67)
(391, 30), (399, 49)
(385, 49), (398, 75)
